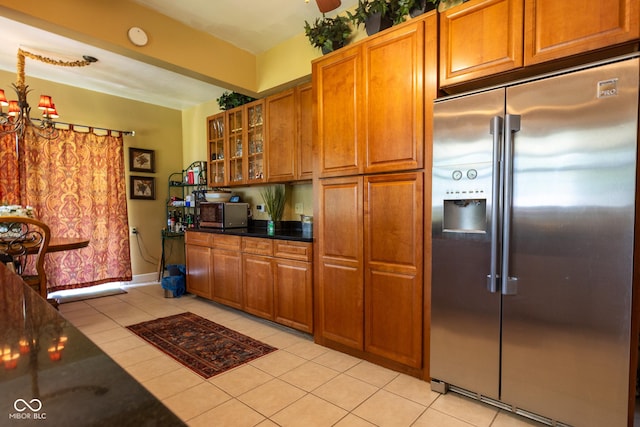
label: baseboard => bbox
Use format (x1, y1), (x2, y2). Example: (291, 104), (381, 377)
(122, 272), (159, 285)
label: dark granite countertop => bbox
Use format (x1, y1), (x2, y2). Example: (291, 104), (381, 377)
(0, 264), (185, 426)
(189, 220), (313, 243)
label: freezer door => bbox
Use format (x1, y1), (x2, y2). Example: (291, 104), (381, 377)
(431, 88), (505, 399)
(502, 57), (638, 427)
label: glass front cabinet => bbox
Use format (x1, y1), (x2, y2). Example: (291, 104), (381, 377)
(208, 99), (265, 187)
(207, 113), (225, 185)
(247, 101), (265, 183)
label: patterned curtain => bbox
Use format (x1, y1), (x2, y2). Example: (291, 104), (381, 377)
(0, 131), (20, 204)
(20, 127), (132, 292)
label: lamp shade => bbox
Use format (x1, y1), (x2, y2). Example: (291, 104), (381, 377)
(0, 89), (7, 107)
(38, 95), (53, 110)
(45, 104), (59, 119)
(7, 100), (19, 116)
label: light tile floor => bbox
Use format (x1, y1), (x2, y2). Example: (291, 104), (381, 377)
(58, 283), (546, 427)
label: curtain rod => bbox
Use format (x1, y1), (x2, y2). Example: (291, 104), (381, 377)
(30, 118), (135, 136)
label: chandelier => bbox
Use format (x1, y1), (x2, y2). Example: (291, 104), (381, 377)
(0, 48), (97, 140)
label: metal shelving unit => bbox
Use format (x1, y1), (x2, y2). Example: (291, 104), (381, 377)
(158, 161), (207, 280)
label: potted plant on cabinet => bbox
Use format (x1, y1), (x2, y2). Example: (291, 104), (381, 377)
(410, 0), (439, 17)
(259, 184), (286, 235)
(348, 0), (436, 35)
(216, 91), (256, 111)
(304, 14), (353, 54)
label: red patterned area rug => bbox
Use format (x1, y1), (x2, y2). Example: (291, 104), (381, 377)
(126, 312), (277, 378)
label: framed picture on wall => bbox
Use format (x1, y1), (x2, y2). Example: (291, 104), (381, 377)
(129, 147), (155, 172)
(130, 176), (156, 200)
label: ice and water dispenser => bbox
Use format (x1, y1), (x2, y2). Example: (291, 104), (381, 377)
(434, 164), (490, 235)
(443, 199), (486, 233)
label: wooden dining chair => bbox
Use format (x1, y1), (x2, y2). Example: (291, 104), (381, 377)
(0, 216), (51, 301)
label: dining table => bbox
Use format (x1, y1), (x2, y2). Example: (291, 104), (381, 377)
(46, 237), (90, 253)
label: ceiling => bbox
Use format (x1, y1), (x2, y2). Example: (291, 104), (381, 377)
(0, 0), (357, 110)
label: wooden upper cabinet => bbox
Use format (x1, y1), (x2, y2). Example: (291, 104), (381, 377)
(440, 0), (524, 87)
(440, 0), (639, 88)
(297, 82), (314, 181)
(314, 45), (363, 178)
(207, 113), (226, 186)
(314, 15), (433, 178)
(524, 0), (640, 65)
(225, 100), (266, 186)
(363, 20), (424, 173)
(266, 89), (297, 182)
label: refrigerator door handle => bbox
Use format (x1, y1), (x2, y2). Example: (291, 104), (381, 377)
(501, 114), (521, 295)
(487, 115), (503, 293)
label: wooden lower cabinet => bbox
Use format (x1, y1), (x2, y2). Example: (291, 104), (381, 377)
(184, 231), (313, 333)
(185, 232), (213, 298)
(243, 254), (275, 319)
(364, 173), (423, 369)
(315, 172), (424, 370)
(211, 248), (243, 309)
(242, 238), (314, 333)
(274, 258), (313, 333)
(316, 176), (364, 349)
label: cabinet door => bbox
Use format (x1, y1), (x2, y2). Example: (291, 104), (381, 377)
(524, 0), (639, 65)
(274, 259), (313, 333)
(247, 100), (266, 184)
(243, 254), (274, 319)
(185, 243), (212, 298)
(363, 21), (424, 173)
(313, 45), (363, 177)
(364, 172), (423, 368)
(315, 176), (364, 349)
(297, 82), (314, 181)
(212, 248), (243, 309)
(226, 106), (246, 185)
(440, 0), (524, 87)
(207, 113), (226, 185)
(266, 89), (297, 182)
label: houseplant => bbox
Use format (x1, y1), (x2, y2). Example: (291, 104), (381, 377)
(216, 91), (256, 111)
(304, 14), (352, 54)
(259, 184), (286, 234)
(348, 0), (435, 35)
(410, 0), (439, 17)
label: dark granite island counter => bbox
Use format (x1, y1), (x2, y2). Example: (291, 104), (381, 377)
(0, 263), (185, 426)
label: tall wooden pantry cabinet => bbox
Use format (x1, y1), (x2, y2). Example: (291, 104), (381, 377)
(313, 11), (436, 378)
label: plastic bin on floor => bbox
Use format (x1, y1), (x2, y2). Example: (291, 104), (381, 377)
(161, 264), (186, 298)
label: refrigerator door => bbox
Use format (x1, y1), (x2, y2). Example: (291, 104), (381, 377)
(502, 57), (638, 426)
(431, 88), (505, 399)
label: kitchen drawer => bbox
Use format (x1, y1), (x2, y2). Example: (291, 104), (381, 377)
(274, 240), (312, 262)
(242, 237), (273, 256)
(185, 231), (213, 247)
(212, 234), (241, 251)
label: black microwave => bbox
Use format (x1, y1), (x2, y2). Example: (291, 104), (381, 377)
(199, 202), (249, 228)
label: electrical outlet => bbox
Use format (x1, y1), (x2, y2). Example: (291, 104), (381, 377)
(130, 227), (138, 235)
(295, 203), (303, 214)
(256, 204), (265, 213)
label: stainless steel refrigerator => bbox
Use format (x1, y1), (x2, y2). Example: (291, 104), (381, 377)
(430, 54), (639, 427)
